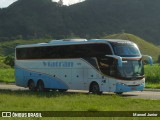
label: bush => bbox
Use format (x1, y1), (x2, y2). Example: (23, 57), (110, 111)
(0, 62), (10, 69)
(145, 64), (160, 83)
(3, 56), (14, 68)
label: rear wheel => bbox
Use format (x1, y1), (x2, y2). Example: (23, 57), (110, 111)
(90, 82), (102, 95)
(37, 80), (45, 92)
(28, 80), (36, 91)
(58, 89), (67, 93)
(115, 92), (123, 95)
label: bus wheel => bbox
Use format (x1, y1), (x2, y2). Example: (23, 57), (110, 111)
(28, 80), (36, 91)
(90, 82), (102, 95)
(37, 80), (45, 92)
(58, 89), (67, 93)
(115, 92), (123, 95)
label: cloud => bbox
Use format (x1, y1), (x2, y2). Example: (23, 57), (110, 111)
(0, 0), (17, 8)
(0, 0), (85, 8)
(53, 0), (85, 5)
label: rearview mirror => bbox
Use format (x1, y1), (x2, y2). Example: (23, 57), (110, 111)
(105, 55), (122, 67)
(142, 55), (153, 65)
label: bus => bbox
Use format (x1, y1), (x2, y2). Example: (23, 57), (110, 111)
(15, 39), (153, 94)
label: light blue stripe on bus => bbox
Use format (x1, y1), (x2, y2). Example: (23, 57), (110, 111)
(15, 66), (69, 89)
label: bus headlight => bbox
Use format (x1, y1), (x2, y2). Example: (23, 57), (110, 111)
(118, 83), (125, 86)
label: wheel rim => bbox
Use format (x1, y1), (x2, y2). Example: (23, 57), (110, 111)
(59, 89), (67, 92)
(28, 81), (35, 91)
(91, 83), (100, 94)
(116, 92), (123, 95)
(38, 81), (44, 92)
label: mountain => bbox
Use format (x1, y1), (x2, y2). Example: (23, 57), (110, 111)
(0, 0), (66, 39)
(67, 0), (160, 44)
(0, 0), (160, 45)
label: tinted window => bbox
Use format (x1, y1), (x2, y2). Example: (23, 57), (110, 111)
(16, 43), (112, 59)
(113, 45), (141, 57)
(110, 42), (141, 57)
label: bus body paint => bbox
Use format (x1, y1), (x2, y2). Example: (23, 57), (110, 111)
(15, 39), (152, 93)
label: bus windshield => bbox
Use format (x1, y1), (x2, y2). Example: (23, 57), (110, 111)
(97, 57), (144, 80)
(113, 45), (141, 57)
(117, 60), (144, 79)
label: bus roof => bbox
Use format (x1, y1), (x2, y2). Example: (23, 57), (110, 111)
(16, 39), (134, 48)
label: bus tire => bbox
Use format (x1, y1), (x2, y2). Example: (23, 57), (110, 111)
(90, 82), (102, 95)
(115, 92), (123, 95)
(28, 80), (36, 91)
(58, 89), (67, 93)
(37, 80), (45, 92)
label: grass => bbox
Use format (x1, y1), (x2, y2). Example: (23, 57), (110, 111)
(0, 90), (160, 120)
(145, 83), (160, 89)
(0, 90), (159, 111)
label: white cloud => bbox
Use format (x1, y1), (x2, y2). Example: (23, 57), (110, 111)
(53, 0), (85, 5)
(0, 0), (17, 8)
(0, 0), (85, 8)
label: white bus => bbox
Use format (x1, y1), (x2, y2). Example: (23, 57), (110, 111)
(15, 39), (153, 94)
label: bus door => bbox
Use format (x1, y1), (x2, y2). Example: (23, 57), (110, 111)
(97, 56), (117, 92)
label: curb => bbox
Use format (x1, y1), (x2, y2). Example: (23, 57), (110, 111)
(0, 82), (15, 85)
(144, 88), (160, 92)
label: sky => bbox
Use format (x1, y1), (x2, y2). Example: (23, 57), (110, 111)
(0, 0), (85, 8)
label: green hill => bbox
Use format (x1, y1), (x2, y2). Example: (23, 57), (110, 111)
(0, 39), (51, 56)
(103, 33), (160, 61)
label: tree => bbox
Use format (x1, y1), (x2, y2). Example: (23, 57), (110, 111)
(58, 0), (63, 6)
(3, 56), (14, 68)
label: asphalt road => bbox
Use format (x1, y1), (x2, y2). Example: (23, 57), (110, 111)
(0, 84), (160, 100)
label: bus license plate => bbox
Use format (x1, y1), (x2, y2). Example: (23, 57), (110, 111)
(131, 87), (136, 90)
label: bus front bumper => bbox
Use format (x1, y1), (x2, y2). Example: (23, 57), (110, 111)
(115, 83), (144, 93)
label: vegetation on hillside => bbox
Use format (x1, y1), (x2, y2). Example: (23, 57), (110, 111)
(0, 39), (51, 56)
(0, 0), (160, 44)
(0, 39), (51, 68)
(0, 56), (11, 68)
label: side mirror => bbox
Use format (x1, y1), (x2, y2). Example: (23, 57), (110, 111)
(105, 55), (122, 67)
(142, 55), (153, 65)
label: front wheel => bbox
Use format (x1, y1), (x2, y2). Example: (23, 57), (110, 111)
(58, 89), (68, 93)
(90, 82), (102, 95)
(115, 92), (123, 95)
